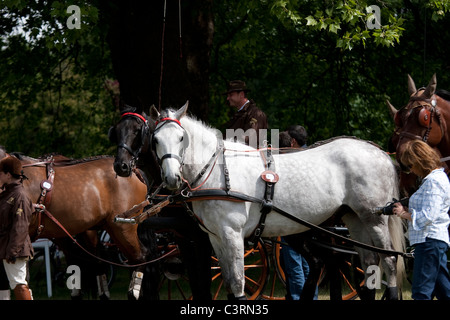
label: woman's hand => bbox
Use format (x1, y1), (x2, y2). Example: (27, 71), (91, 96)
(393, 203), (412, 221)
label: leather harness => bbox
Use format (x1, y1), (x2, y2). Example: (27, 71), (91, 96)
(114, 116), (413, 259)
(24, 158), (56, 240)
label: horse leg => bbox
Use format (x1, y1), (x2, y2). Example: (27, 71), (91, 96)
(175, 219), (213, 301)
(105, 222), (159, 300)
(208, 229), (246, 300)
(360, 213), (401, 300)
(80, 230), (111, 300)
(342, 212), (380, 300)
(133, 224), (160, 300)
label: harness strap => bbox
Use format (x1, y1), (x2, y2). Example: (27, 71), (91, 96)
(33, 159), (56, 238)
(180, 201), (217, 236)
(250, 148), (277, 246)
(41, 205), (176, 268)
(173, 188), (412, 258)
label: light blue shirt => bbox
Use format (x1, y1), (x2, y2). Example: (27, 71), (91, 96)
(408, 168), (450, 246)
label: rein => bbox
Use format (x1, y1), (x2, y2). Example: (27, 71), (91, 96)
(25, 155), (176, 268)
(130, 186), (413, 259)
(138, 120), (414, 258)
(41, 206), (177, 268)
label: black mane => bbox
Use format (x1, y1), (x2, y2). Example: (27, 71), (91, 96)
(436, 89), (450, 102)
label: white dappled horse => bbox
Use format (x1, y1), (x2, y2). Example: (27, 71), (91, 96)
(150, 102), (405, 300)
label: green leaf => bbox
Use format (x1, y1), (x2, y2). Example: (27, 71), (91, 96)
(305, 15), (317, 26)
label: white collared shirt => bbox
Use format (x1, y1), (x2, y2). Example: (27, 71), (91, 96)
(408, 168), (450, 246)
(237, 100), (250, 112)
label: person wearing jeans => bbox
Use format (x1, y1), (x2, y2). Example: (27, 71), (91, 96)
(394, 140), (450, 300)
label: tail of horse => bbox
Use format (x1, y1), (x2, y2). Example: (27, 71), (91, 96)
(388, 215), (406, 289)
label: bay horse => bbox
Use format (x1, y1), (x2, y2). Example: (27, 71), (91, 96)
(387, 73), (450, 195)
(149, 102), (406, 300)
(2, 151), (150, 299)
(109, 106), (213, 300)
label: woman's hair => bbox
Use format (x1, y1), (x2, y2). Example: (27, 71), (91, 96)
(400, 140), (442, 177)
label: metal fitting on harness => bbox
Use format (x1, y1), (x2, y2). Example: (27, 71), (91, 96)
(260, 198), (273, 215)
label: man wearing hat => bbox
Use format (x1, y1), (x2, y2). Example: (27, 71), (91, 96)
(223, 80), (268, 147)
(0, 156), (33, 300)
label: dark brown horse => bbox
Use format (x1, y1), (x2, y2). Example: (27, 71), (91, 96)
(4, 151), (150, 298)
(109, 106), (213, 300)
(387, 73), (450, 195)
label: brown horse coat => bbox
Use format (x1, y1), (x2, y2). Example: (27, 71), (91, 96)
(20, 156), (148, 263)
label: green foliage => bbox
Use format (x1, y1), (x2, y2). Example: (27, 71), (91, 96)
(0, 0), (115, 157)
(1, 0), (450, 158)
(209, 0), (450, 149)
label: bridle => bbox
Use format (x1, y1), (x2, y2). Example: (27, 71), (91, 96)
(113, 112), (150, 165)
(153, 117), (189, 167)
(397, 90), (445, 144)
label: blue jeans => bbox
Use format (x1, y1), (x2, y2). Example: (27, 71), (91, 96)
(412, 238), (450, 300)
(280, 237), (311, 300)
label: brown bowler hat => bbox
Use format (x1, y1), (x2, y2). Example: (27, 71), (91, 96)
(223, 80), (251, 95)
(0, 156), (24, 177)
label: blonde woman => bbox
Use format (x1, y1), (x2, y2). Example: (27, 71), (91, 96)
(393, 140), (450, 300)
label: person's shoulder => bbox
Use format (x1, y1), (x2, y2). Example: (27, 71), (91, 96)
(425, 169), (450, 193)
(247, 100), (266, 115)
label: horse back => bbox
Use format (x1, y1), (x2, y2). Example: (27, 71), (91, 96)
(23, 157), (147, 236)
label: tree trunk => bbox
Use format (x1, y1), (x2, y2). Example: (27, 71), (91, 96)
(104, 0), (213, 119)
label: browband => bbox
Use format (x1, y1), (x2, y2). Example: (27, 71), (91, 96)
(156, 117), (181, 127)
(121, 112), (147, 123)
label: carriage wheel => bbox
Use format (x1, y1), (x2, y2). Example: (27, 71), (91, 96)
(260, 237), (365, 300)
(157, 245), (192, 300)
(260, 237), (287, 300)
(158, 240), (269, 300)
(210, 240), (269, 300)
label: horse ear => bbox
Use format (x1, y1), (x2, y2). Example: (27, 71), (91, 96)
(150, 105), (160, 121)
(142, 104), (152, 115)
(175, 101), (189, 120)
(422, 73), (437, 99)
(407, 74), (417, 95)
(386, 100), (397, 118)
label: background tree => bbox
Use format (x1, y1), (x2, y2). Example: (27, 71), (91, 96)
(1, 0), (449, 157)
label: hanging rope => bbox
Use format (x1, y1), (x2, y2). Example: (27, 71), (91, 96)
(158, 0), (167, 111)
(179, 0), (183, 59)
(158, 0), (183, 110)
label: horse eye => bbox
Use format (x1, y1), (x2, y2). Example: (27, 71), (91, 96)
(180, 136), (184, 142)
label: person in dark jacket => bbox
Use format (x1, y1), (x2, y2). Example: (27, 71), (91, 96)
(0, 156), (33, 300)
(223, 80), (268, 147)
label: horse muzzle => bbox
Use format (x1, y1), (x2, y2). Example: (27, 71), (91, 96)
(113, 160), (133, 177)
(162, 173), (182, 190)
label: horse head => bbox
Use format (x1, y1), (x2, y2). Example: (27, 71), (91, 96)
(387, 73), (450, 195)
(150, 101), (189, 190)
(109, 105), (154, 177)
